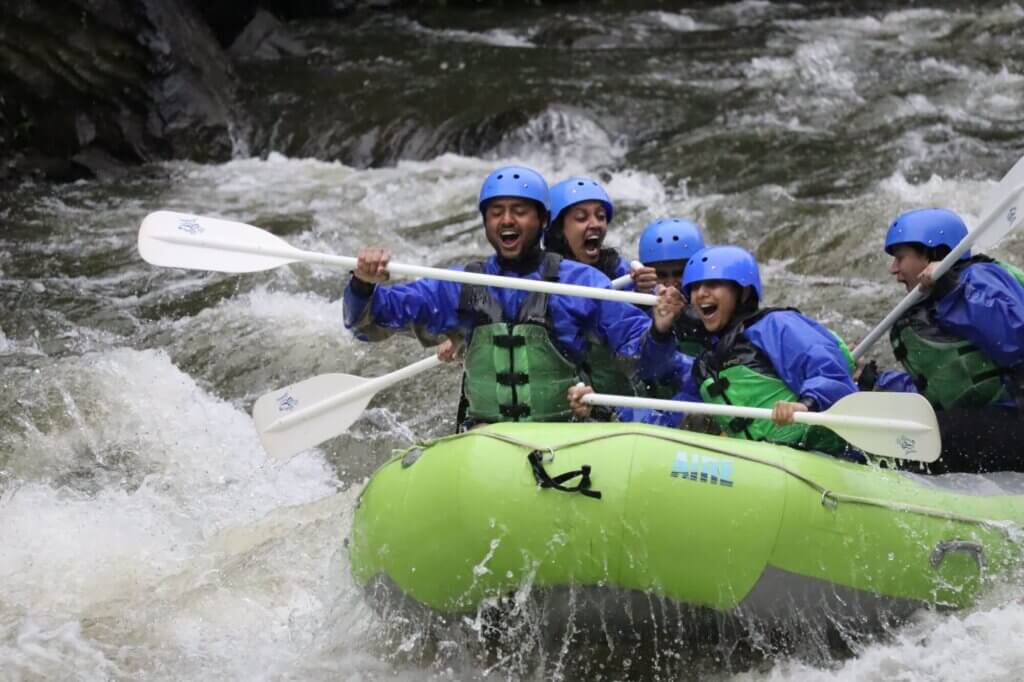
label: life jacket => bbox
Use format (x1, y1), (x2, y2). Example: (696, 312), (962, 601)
(890, 256), (1024, 411)
(459, 253), (579, 422)
(692, 308), (846, 453)
(580, 248), (642, 398)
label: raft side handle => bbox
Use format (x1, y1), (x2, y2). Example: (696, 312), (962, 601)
(930, 540), (986, 571)
(820, 489), (837, 510)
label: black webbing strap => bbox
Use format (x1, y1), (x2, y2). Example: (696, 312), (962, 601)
(500, 404), (531, 418)
(527, 450), (602, 500)
(496, 371), (529, 386)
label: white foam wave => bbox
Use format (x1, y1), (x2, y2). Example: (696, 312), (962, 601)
(404, 18), (535, 48)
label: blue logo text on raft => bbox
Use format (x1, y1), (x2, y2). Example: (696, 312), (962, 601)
(671, 451), (734, 487)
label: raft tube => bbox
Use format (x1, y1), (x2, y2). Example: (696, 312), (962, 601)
(348, 423), (1024, 626)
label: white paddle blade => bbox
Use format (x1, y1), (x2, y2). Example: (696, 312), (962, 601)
(253, 373), (372, 462)
(973, 182), (1024, 252)
(138, 210), (298, 273)
(825, 392), (940, 463)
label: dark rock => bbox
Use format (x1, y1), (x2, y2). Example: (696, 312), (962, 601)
(71, 145), (130, 179)
(229, 9), (306, 60)
(0, 0), (246, 182)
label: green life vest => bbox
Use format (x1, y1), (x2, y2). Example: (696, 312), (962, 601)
(459, 253), (579, 423)
(577, 249), (645, 398)
(889, 256), (1024, 411)
(692, 308), (846, 453)
(834, 332), (855, 375)
(583, 339), (639, 396)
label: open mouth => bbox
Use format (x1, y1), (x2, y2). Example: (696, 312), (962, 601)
(499, 228), (521, 249)
(698, 303), (720, 325)
(581, 230), (604, 258)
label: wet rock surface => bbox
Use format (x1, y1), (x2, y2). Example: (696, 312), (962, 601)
(0, 0), (247, 182)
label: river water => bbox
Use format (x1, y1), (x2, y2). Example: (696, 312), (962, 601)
(2, 2), (1023, 679)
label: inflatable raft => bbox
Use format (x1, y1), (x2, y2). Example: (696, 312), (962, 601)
(347, 422), (1024, 627)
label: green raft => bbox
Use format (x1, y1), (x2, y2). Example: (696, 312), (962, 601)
(348, 422), (1024, 626)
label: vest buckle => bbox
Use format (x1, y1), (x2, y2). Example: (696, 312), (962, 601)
(493, 334), (526, 349)
(496, 371), (529, 386)
(499, 404), (531, 418)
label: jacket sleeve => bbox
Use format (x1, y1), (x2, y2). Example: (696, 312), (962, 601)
(342, 272), (463, 343)
(574, 267), (655, 361)
(746, 312), (857, 410)
(875, 370), (919, 393)
(617, 355), (700, 426)
(934, 264), (1024, 367)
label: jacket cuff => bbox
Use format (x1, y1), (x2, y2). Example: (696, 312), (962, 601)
(931, 270), (959, 300)
(797, 395), (819, 412)
(348, 273), (376, 298)
(650, 325), (675, 344)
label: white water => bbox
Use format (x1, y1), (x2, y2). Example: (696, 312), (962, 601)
(4, 3), (1024, 678)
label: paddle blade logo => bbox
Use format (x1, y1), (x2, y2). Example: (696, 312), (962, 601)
(1009, 205), (1018, 227)
(896, 435), (917, 457)
(275, 392), (298, 412)
(671, 451), (733, 487)
(177, 217), (204, 235)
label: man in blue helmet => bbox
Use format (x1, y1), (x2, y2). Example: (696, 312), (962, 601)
(857, 208), (1024, 472)
(344, 165), (660, 428)
(570, 245), (858, 454)
(634, 218), (710, 402)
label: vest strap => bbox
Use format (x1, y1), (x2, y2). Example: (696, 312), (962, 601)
(499, 404), (531, 418)
(493, 334), (526, 348)
(707, 377), (730, 396)
(496, 371), (529, 386)
(728, 417), (753, 433)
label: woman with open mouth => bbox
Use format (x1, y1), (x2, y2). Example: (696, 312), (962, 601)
(543, 176), (657, 400)
(569, 245), (859, 455)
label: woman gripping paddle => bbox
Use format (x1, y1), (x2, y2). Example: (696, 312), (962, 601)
(569, 245), (860, 455)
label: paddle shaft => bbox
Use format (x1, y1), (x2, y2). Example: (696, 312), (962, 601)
(263, 355), (443, 433)
(610, 261), (645, 289)
(151, 231), (657, 306)
(853, 181), (1024, 360)
(582, 393), (932, 433)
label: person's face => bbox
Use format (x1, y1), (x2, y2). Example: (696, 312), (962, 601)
(561, 200), (609, 265)
(651, 259), (687, 291)
(888, 244), (930, 292)
(484, 198), (545, 260)
(690, 280), (741, 333)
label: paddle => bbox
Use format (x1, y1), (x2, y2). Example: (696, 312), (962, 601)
(610, 260), (645, 290)
(853, 155), (1024, 360)
(582, 391), (940, 461)
(138, 211), (657, 306)
(252, 354), (444, 461)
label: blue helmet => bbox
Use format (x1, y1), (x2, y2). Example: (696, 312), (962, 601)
(682, 245), (763, 302)
(548, 176), (613, 224)
(884, 208), (970, 260)
(638, 218), (705, 264)
(478, 165), (550, 216)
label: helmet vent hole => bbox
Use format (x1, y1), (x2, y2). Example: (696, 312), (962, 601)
(672, 236), (679, 241)
(656, 238), (663, 243)
(513, 174), (520, 179)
